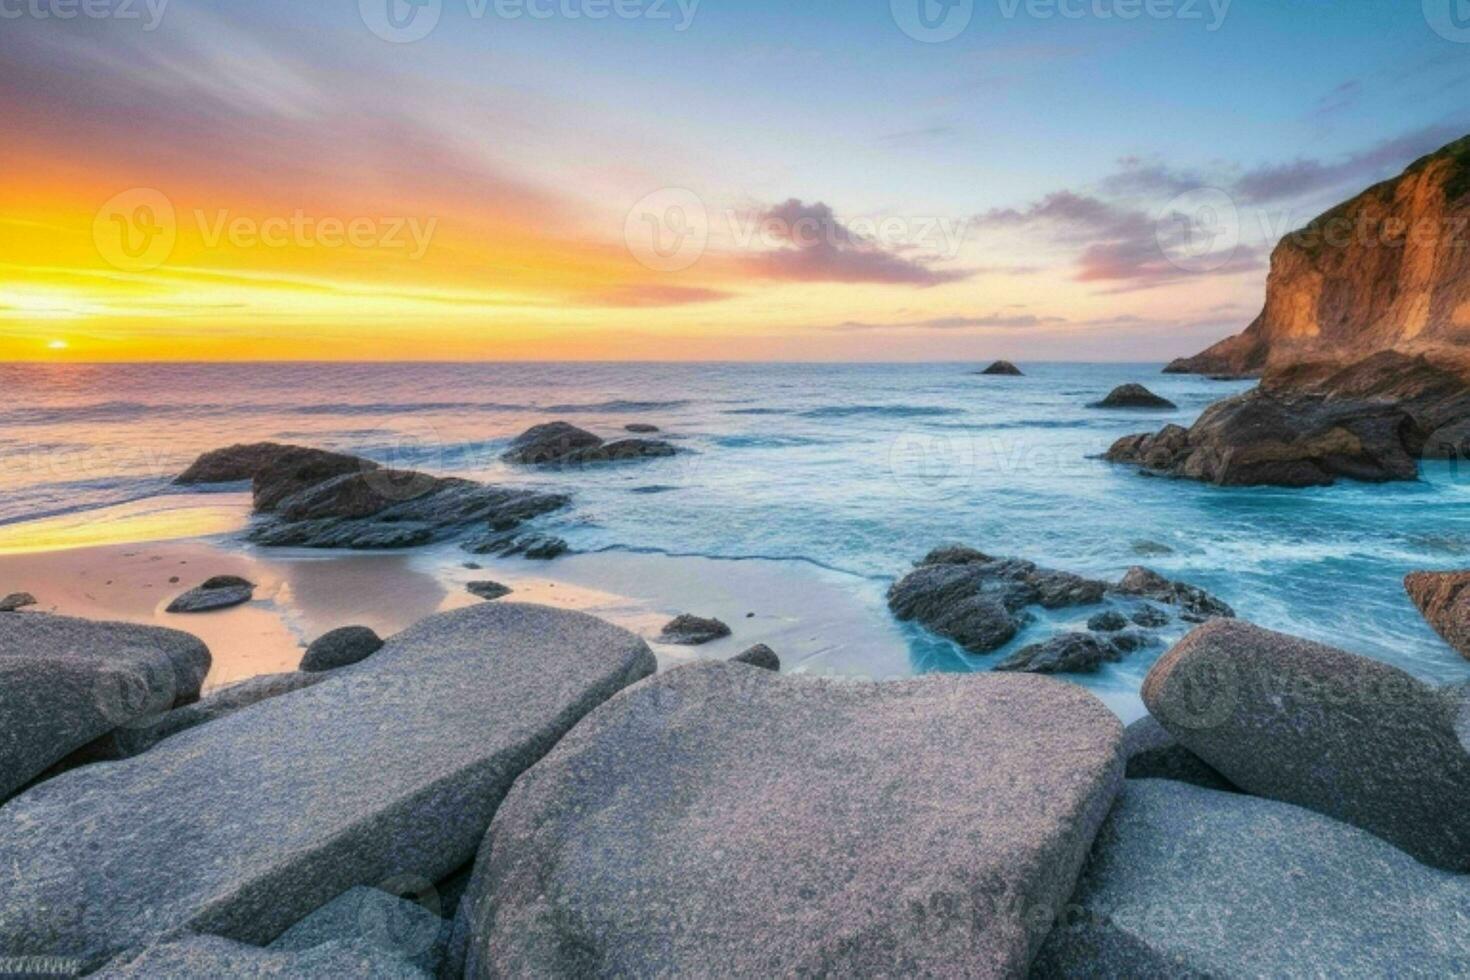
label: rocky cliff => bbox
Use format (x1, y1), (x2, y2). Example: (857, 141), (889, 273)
(1167, 135), (1470, 378)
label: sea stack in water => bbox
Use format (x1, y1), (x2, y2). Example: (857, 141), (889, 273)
(1091, 384), (1175, 409)
(1405, 571), (1470, 660)
(977, 360), (1023, 376)
(1115, 135), (1470, 487)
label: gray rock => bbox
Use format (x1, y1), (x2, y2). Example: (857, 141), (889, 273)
(1143, 619), (1470, 871)
(0, 613), (210, 800)
(658, 613), (732, 645)
(888, 549), (1107, 655)
(1032, 780), (1470, 978)
(301, 626), (385, 672)
(556, 438), (679, 465)
(96, 934), (429, 979)
(0, 591), (37, 612)
(1090, 383), (1176, 410)
(1087, 610), (1129, 632)
(624, 423), (660, 433)
(1105, 630), (1156, 656)
(249, 478), (568, 551)
(1121, 716), (1235, 792)
(1113, 566), (1233, 622)
(80, 671), (331, 762)
(0, 603), (655, 971)
(465, 532), (569, 560)
(1129, 604), (1171, 628)
(500, 421), (604, 464)
(165, 575), (255, 613)
(731, 643), (780, 671)
(451, 664), (1123, 978)
(466, 581), (512, 601)
(270, 886), (448, 974)
(995, 632), (1116, 674)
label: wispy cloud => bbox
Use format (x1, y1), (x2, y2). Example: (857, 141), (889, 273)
(827, 313), (1067, 332)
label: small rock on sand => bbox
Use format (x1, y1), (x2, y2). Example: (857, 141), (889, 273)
(658, 614), (732, 645)
(0, 592), (37, 612)
(466, 581), (512, 601)
(731, 644), (780, 671)
(165, 576), (255, 614)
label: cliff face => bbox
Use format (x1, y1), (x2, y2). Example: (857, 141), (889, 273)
(1167, 135), (1470, 379)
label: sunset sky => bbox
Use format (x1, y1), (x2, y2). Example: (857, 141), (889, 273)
(2, 0), (1467, 361)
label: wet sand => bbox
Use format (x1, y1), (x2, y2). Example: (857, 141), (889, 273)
(0, 493), (1146, 719)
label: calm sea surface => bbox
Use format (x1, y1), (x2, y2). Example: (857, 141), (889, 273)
(2, 361), (1468, 690)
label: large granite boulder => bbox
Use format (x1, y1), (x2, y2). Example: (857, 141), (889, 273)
(87, 671), (332, 760)
(1120, 715), (1235, 792)
(165, 575), (254, 613)
(97, 934), (429, 979)
(450, 664), (1123, 977)
(1032, 780), (1470, 977)
(0, 614), (210, 800)
(1405, 570), (1470, 660)
(300, 626), (384, 672)
(0, 603), (655, 971)
(887, 548), (1108, 655)
(1143, 619), (1470, 870)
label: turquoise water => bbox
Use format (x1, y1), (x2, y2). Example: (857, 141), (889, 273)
(2, 361), (1467, 692)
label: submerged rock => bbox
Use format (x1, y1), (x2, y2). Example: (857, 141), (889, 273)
(1143, 619), (1470, 871)
(1120, 715), (1235, 792)
(1087, 610), (1128, 632)
(1405, 570), (1470, 660)
(0, 603), (655, 971)
(995, 632), (1116, 674)
(1112, 566), (1233, 622)
(658, 613), (732, 645)
(466, 581), (512, 601)
(0, 591), (37, 612)
(165, 575), (255, 613)
(0, 614), (210, 800)
(1033, 780), (1470, 977)
(624, 423), (661, 433)
(449, 664), (1123, 978)
(1090, 384), (1176, 409)
(556, 438), (678, 465)
(301, 626), (385, 672)
(731, 643), (780, 671)
(887, 548), (1107, 655)
(500, 422), (603, 465)
(976, 360), (1023, 376)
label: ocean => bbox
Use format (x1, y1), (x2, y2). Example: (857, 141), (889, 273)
(2, 360), (1467, 695)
